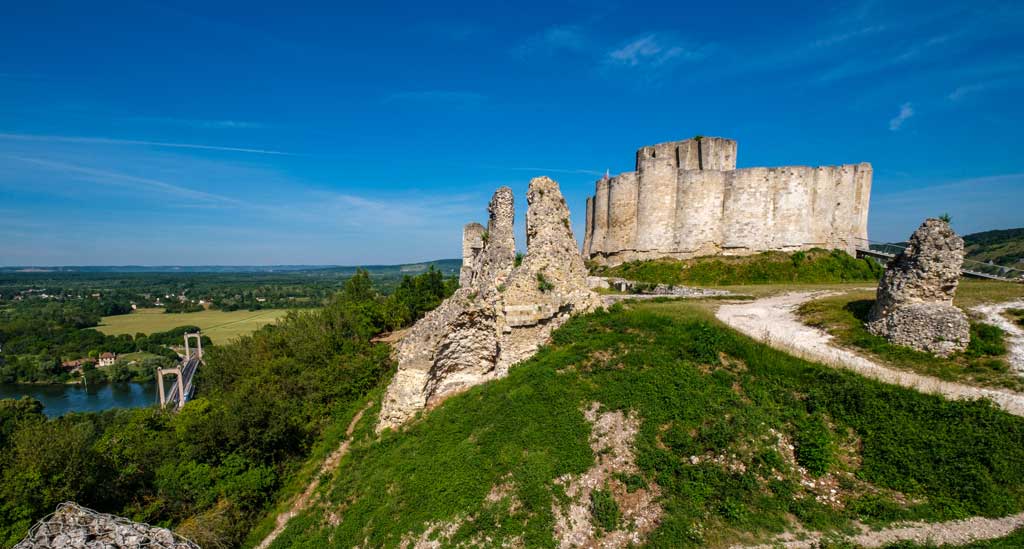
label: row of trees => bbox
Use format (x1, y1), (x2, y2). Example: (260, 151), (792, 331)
(0, 268), (456, 547)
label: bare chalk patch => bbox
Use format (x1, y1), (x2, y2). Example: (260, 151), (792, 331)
(553, 403), (662, 548)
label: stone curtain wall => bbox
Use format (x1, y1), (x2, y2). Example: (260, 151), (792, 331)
(583, 137), (872, 266)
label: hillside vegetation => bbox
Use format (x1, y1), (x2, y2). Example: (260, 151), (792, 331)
(0, 268), (454, 548)
(592, 249), (882, 286)
(963, 228), (1024, 268)
(267, 300), (1024, 548)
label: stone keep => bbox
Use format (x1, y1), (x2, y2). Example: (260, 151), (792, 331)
(583, 136), (872, 266)
(866, 218), (970, 357)
(377, 177), (600, 431)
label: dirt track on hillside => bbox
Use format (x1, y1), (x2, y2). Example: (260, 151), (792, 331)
(255, 400), (373, 549)
(715, 292), (1024, 417)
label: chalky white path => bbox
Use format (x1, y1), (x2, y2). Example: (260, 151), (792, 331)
(738, 512), (1024, 549)
(973, 299), (1024, 374)
(717, 291), (1024, 547)
(715, 291), (1024, 417)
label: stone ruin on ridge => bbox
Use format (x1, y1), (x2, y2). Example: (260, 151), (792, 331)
(377, 176), (601, 431)
(866, 218), (970, 357)
(15, 502), (199, 549)
(583, 136), (872, 266)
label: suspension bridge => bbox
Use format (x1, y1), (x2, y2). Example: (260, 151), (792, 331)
(854, 238), (1024, 282)
(156, 332), (203, 411)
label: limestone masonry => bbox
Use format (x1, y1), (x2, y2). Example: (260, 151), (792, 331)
(377, 177), (600, 431)
(583, 136), (872, 266)
(867, 218), (970, 357)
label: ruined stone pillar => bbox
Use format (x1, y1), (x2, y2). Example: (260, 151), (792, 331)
(582, 196), (593, 257)
(460, 222), (485, 286)
(477, 187), (515, 288)
(866, 219), (969, 356)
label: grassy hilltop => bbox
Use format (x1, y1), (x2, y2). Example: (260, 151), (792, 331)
(260, 299), (1024, 548)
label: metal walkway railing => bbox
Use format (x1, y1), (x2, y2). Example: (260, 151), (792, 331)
(853, 237), (1024, 282)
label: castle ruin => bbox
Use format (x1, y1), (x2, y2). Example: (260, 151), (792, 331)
(583, 137), (872, 266)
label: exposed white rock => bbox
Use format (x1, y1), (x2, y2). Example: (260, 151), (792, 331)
(377, 177), (600, 432)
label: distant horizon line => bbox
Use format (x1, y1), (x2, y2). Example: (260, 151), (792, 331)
(0, 259), (462, 270)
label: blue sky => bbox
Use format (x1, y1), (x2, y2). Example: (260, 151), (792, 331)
(1, 0), (1022, 266)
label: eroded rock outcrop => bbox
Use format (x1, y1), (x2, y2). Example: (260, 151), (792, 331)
(377, 177), (600, 431)
(16, 502), (199, 549)
(866, 218), (969, 357)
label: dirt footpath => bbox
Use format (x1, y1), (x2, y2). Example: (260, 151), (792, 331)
(715, 292), (1024, 417)
(738, 511), (1024, 548)
(255, 401), (373, 549)
(973, 299), (1024, 374)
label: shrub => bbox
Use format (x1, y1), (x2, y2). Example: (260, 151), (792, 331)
(794, 415), (834, 476)
(965, 322), (1007, 358)
(537, 272), (555, 293)
(590, 488), (621, 531)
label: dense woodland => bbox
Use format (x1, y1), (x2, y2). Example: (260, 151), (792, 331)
(0, 268), (456, 547)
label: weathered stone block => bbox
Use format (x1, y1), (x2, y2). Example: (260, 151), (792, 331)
(866, 218), (969, 357)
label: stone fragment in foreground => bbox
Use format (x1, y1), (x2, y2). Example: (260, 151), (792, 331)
(866, 218), (969, 357)
(15, 502), (199, 549)
(377, 177), (600, 431)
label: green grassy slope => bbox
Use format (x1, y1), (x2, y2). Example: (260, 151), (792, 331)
(264, 301), (1024, 548)
(591, 249), (881, 286)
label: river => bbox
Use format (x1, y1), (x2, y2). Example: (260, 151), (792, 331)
(0, 381), (158, 417)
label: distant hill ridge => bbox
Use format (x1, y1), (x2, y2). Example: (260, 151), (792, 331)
(962, 228), (1024, 267)
(0, 259), (462, 274)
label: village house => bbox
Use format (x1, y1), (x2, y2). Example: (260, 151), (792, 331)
(97, 352), (117, 367)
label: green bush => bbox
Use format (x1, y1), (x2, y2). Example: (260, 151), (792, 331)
(590, 488), (621, 531)
(794, 415), (834, 476)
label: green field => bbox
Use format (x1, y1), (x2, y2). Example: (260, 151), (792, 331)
(97, 308), (290, 344)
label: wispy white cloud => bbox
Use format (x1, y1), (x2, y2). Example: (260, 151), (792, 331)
(606, 34), (702, 69)
(2, 155), (247, 204)
(947, 77), (1023, 101)
(888, 102), (914, 131)
(0, 132), (295, 155)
